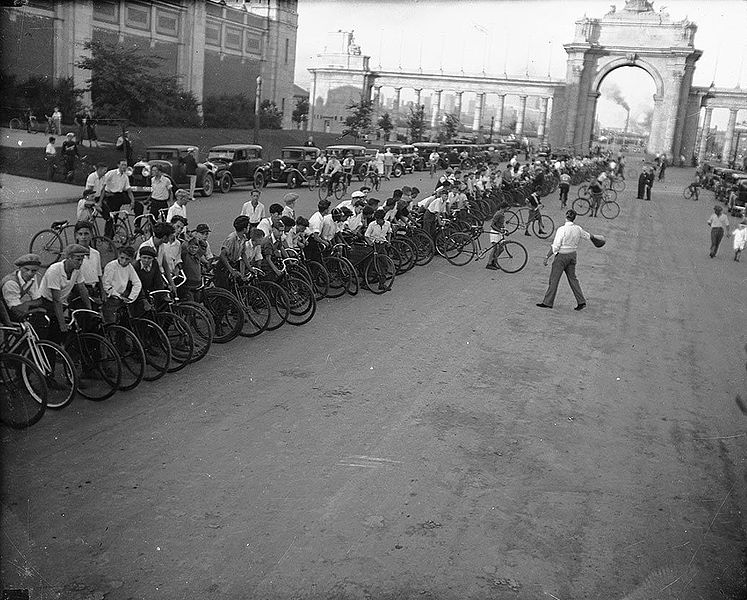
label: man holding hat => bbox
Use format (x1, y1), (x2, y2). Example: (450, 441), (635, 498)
(1, 254), (43, 321)
(282, 193), (298, 220)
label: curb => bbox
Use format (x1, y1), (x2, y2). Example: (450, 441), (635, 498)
(0, 196), (78, 210)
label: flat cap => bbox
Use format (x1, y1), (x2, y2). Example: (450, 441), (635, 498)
(14, 253), (42, 267)
(64, 244), (90, 258)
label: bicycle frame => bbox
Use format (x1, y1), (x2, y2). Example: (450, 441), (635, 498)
(0, 321), (53, 376)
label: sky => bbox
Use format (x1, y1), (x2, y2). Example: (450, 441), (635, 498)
(293, 0), (747, 130)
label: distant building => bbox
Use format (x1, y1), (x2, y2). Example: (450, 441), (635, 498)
(0, 0), (299, 128)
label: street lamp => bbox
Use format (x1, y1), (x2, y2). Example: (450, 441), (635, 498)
(254, 75), (262, 144)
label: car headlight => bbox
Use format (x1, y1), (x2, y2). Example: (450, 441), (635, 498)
(301, 167), (308, 175)
(126, 167), (134, 177)
(141, 165), (151, 177)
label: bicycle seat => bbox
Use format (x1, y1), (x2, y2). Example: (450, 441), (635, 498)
(52, 220), (68, 228)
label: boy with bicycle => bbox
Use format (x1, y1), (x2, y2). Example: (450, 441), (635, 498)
(485, 204), (509, 271)
(102, 246), (141, 324)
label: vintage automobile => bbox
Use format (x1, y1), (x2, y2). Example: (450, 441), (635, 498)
(255, 146), (322, 188)
(129, 145), (215, 199)
(384, 143), (416, 176)
(412, 142), (441, 170)
(727, 172), (747, 216)
(205, 144), (264, 193)
(440, 143), (475, 168)
(325, 144), (369, 180)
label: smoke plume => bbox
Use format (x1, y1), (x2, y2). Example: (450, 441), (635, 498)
(604, 83), (630, 112)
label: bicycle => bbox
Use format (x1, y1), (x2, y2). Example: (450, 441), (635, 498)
(363, 170), (382, 192)
(102, 306), (146, 391)
(114, 301), (171, 382)
(146, 290), (195, 372)
(503, 205), (555, 239)
(683, 182), (701, 201)
(0, 352), (47, 429)
(572, 195), (620, 219)
(231, 272), (273, 337)
(111, 209), (166, 249)
(275, 259), (317, 326)
(30, 218), (116, 267)
(178, 275), (241, 345)
(284, 248), (331, 300)
(348, 241), (396, 294)
(442, 228), (528, 272)
(318, 174), (346, 201)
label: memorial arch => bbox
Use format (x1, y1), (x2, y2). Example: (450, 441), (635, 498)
(550, 0), (701, 157)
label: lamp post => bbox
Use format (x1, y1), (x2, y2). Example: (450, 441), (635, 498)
(254, 75), (262, 144)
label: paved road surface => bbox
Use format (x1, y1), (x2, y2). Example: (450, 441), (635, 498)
(1, 168), (746, 600)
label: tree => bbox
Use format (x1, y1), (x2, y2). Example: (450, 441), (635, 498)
(407, 105), (425, 143)
(76, 39), (199, 127)
(202, 94), (254, 129)
(438, 113), (460, 143)
(292, 97), (309, 129)
(342, 98), (373, 140)
(0, 73), (83, 123)
(378, 112), (394, 140)
(259, 99), (283, 129)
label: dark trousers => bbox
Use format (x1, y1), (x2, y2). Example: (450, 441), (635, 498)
(423, 210), (437, 241)
(710, 227), (724, 257)
(101, 192), (130, 237)
(542, 252), (585, 307)
(559, 184), (569, 206)
(636, 176), (646, 199)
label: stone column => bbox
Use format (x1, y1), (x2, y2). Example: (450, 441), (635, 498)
(178, 1), (207, 117)
(661, 72), (684, 158)
(414, 89), (422, 106)
(697, 107), (713, 164)
(431, 90), (442, 129)
(648, 94), (664, 155)
(393, 87), (402, 113)
(455, 91), (463, 119)
(722, 108), (739, 165)
(54, 2), (93, 107)
(564, 62), (584, 149)
(374, 85), (382, 107)
(472, 93), (484, 135)
(495, 95), (505, 135)
(537, 97), (550, 144)
(515, 95), (528, 136)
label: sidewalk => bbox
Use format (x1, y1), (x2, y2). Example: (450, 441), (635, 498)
(0, 173), (80, 210)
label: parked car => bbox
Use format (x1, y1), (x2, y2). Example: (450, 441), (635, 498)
(731, 174), (747, 217)
(325, 145), (368, 180)
(412, 142), (441, 170)
(384, 143), (416, 176)
(255, 146), (321, 188)
(440, 144), (474, 168)
(130, 145), (215, 199)
(206, 144), (264, 193)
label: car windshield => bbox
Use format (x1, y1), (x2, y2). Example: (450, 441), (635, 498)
(147, 150), (178, 161)
(281, 150), (302, 160)
(208, 150), (235, 161)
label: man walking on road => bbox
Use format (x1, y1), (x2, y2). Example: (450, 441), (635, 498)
(536, 209), (590, 311)
(707, 205), (730, 258)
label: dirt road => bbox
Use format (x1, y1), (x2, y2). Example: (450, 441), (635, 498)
(1, 168), (746, 599)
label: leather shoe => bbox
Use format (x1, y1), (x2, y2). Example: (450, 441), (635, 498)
(536, 303), (552, 308)
(574, 303), (586, 311)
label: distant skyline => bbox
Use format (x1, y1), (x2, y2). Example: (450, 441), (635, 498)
(294, 0), (747, 129)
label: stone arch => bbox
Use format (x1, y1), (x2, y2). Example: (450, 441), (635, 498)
(592, 57), (663, 98)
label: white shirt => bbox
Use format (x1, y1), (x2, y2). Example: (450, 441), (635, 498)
(85, 171), (106, 197)
(2, 272), (41, 308)
(39, 261), (82, 304)
(551, 221), (591, 255)
(241, 201), (266, 222)
(346, 212), (364, 232)
(103, 169), (131, 193)
(149, 175), (172, 201)
(139, 238), (168, 272)
(78, 246), (102, 285)
(308, 211), (324, 235)
(45, 143), (56, 156)
(166, 202), (187, 223)
(320, 214), (337, 241)
(103, 260), (142, 301)
(365, 220), (391, 243)
(77, 199), (96, 222)
(336, 199), (353, 210)
(257, 217), (273, 237)
(281, 205), (295, 220)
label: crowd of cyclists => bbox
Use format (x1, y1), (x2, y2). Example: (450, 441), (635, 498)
(1, 144), (620, 429)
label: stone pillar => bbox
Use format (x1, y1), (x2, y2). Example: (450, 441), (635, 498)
(697, 107), (713, 164)
(455, 91), (463, 119)
(472, 93), (484, 135)
(722, 108), (739, 165)
(414, 89), (422, 106)
(178, 1), (207, 117)
(54, 2), (93, 107)
(393, 87), (402, 113)
(431, 90), (442, 129)
(495, 95), (505, 135)
(515, 95), (527, 136)
(374, 85), (382, 107)
(308, 71), (317, 133)
(537, 97), (550, 144)
(661, 72), (684, 159)
(648, 94), (664, 155)
(564, 62), (585, 149)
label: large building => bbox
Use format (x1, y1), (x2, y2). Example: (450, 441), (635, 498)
(0, 0), (299, 128)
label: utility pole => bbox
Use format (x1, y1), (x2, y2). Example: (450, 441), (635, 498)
(254, 75), (262, 144)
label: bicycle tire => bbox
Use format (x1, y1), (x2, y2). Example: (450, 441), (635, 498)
(255, 281), (289, 331)
(495, 240), (528, 273)
(104, 324), (145, 391)
(130, 318), (171, 381)
(280, 276), (317, 326)
(682, 186), (694, 199)
(392, 238), (416, 273)
(503, 210), (520, 235)
(340, 257), (359, 295)
(306, 260), (330, 300)
(64, 333), (122, 401)
(364, 254), (395, 294)
(173, 303), (213, 362)
(30, 229), (63, 267)
(442, 232), (476, 266)
(155, 312), (194, 372)
(93, 235), (118, 266)
(0, 353), (47, 429)
(322, 256), (349, 299)
(202, 288), (244, 343)
(600, 201), (620, 220)
(611, 178), (625, 192)
(21, 340), (77, 410)
(577, 184), (589, 199)
(387, 243), (405, 275)
(603, 189), (618, 202)
(9, 118), (23, 130)
(532, 214), (555, 239)
(411, 230), (435, 266)
(334, 182), (345, 200)
(112, 221), (130, 248)
(234, 283), (270, 337)
(318, 183), (331, 202)
(572, 197), (591, 216)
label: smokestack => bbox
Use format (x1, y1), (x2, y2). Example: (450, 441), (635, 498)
(624, 108), (630, 140)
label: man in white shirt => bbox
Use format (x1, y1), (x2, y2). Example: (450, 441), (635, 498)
(241, 189), (266, 228)
(257, 203), (284, 237)
(39, 244), (92, 339)
(74, 221), (104, 303)
(84, 163), (107, 199)
(537, 209), (591, 311)
(139, 222), (178, 294)
(1, 253), (43, 322)
(146, 165), (173, 218)
(100, 159), (135, 238)
(364, 209), (391, 245)
(166, 189), (190, 223)
(45, 136), (57, 180)
(102, 246), (142, 323)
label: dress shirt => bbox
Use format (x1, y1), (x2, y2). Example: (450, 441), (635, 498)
(85, 172), (106, 197)
(150, 175), (172, 201)
(365, 220), (391, 243)
(241, 201), (266, 222)
(308, 211), (324, 235)
(78, 247), (102, 285)
(320, 214), (337, 241)
(103, 260), (142, 301)
(550, 220), (591, 255)
(257, 217), (273, 237)
(707, 213), (730, 229)
(103, 169), (131, 193)
(2, 272), (40, 308)
(166, 202), (187, 222)
(39, 262), (81, 304)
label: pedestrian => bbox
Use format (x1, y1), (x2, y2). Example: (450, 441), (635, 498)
(383, 148), (395, 179)
(85, 109), (99, 148)
(643, 167), (654, 201)
(51, 106), (62, 135)
(485, 203), (508, 271)
(706, 205), (730, 258)
(636, 168), (646, 199)
(536, 209), (592, 311)
(241, 189), (266, 229)
(166, 189), (190, 223)
(733, 218), (747, 261)
(61, 132), (79, 183)
(375, 149), (385, 177)
(116, 130), (133, 166)
(304, 136), (315, 147)
(183, 147), (198, 198)
(658, 155), (667, 181)
(75, 112), (85, 145)
(558, 170), (571, 207)
(45, 136), (57, 180)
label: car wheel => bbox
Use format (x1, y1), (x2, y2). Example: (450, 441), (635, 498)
(200, 174), (214, 197)
(393, 164), (404, 178)
(219, 173), (232, 193)
(254, 170), (265, 189)
(288, 173), (300, 189)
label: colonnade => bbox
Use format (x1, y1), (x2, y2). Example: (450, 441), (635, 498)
(696, 105), (743, 164)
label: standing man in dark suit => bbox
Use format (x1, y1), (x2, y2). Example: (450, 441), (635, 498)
(643, 167), (655, 201)
(636, 168), (647, 199)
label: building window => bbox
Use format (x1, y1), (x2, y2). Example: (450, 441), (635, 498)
(281, 98), (285, 112)
(225, 7), (245, 24)
(284, 38), (289, 64)
(126, 4), (150, 31)
(205, 2), (223, 17)
(205, 22), (221, 46)
(245, 33), (261, 55)
(225, 27), (242, 50)
(93, 0), (119, 24)
(156, 9), (179, 36)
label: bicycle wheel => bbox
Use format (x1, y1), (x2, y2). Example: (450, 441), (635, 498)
(173, 303), (213, 362)
(318, 183), (331, 201)
(577, 184), (589, 199)
(532, 214), (555, 239)
(341, 257), (359, 295)
(9, 118), (23, 130)
(64, 333), (122, 401)
(104, 324), (145, 391)
(600, 201), (620, 220)
(323, 256), (349, 299)
(234, 283), (270, 337)
(334, 182), (345, 200)
(572, 197), (591, 216)
(155, 312), (193, 372)
(131, 318), (171, 381)
(29, 229), (63, 267)
(202, 288), (244, 343)
(281, 276), (316, 326)
(0, 353), (47, 429)
(411, 230), (435, 266)
(112, 221), (130, 248)
(495, 240), (528, 273)
(442, 232), (476, 266)
(21, 340), (77, 410)
(683, 186), (694, 200)
(503, 210), (520, 235)
(363, 254), (396, 294)
(387, 243), (405, 275)
(392, 238), (416, 273)
(364, 174), (380, 191)
(93, 235), (118, 266)
(255, 281), (289, 331)
(611, 178), (625, 192)
(603, 189), (618, 202)
(306, 260), (330, 300)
